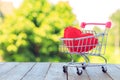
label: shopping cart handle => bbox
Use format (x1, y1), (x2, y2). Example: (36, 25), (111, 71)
(81, 22), (111, 28)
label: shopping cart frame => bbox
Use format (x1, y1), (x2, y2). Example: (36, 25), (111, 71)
(59, 22), (111, 75)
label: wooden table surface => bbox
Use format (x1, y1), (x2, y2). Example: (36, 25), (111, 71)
(0, 62), (120, 80)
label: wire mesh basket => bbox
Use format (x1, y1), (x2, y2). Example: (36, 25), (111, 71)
(59, 22), (111, 75)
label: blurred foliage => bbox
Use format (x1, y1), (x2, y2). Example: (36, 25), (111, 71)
(0, 10), (4, 24)
(93, 26), (102, 33)
(0, 0), (119, 63)
(109, 10), (120, 46)
(0, 0), (79, 62)
(94, 10), (120, 63)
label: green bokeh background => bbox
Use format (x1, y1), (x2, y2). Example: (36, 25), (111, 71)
(0, 0), (119, 63)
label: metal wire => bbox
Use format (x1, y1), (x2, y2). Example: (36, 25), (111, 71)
(59, 26), (110, 71)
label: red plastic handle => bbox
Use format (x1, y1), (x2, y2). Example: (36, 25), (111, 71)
(81, 22), (112, 28)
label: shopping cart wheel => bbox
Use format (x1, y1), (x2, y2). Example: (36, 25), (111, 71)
(102, 66), (107, 73)
(76, 67), (82, 75)
(82, 66), (86, 70)
(82, 63), (86, 70)
(63, 65), (68, 73)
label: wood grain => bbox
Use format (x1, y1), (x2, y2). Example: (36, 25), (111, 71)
(0, 63), (119, 80)
(68, 67), (89, 80)
(22, 62), (50, 80)
(107, 64), (120, 80)
(44, 63), (67, 80)
(86, 65), (112, 80)
(0, 62), (35, 80)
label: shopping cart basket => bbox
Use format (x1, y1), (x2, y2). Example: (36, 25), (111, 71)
(59, 22), (111, 75)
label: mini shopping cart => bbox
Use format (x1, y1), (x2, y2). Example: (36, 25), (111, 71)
(59, 22), (111, 75)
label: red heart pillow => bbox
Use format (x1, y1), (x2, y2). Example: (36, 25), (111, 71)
(64, 26), (98, 53)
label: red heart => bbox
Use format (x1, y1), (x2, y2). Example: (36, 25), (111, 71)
(64, 26), (98, 53)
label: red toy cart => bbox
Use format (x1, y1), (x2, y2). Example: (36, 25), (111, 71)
(59, 22), (111, 75)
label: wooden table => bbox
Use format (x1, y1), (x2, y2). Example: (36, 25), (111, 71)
(0, 62), (120, 80)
